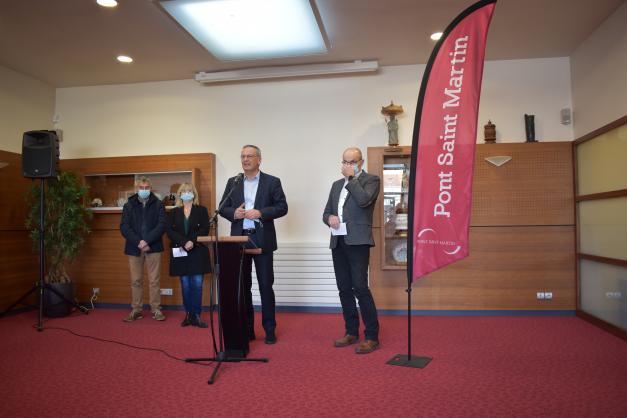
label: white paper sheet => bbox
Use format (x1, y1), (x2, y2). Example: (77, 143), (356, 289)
(172, 247), (188, 257)
(330, 222), (347, 236)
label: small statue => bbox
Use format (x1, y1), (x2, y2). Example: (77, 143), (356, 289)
(381, 101), (404, 146)
(484, 120), (496, 143)
(91, 198), (103, 207)
(387, 115), (399, 146)
(524, 114), (536, 142)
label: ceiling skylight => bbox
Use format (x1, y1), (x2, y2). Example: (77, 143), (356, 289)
(160, 0), (327, 61)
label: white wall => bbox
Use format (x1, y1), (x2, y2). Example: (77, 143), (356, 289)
(0, 65), (55, 152)
(55, 58), (573, 243)
(571, 1), (627, 138)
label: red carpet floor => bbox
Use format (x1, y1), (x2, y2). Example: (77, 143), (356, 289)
(0, 309), (625, 417)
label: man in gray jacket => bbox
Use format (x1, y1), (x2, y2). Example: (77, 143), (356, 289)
(323, 147), (381, 354)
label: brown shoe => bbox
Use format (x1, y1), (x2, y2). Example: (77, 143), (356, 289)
(152, 309), (166, 321)
(356, 340), (380, 354)
(123, 310), (143, 322)
(334, 334), (358, 347)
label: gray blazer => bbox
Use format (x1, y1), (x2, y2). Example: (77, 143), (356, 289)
(322, 171), (380, 249)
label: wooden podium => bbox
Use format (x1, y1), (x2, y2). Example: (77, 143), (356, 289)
(197, 235), (261, 357)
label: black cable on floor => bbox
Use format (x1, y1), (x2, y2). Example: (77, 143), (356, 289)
(32, 321), (214, 366)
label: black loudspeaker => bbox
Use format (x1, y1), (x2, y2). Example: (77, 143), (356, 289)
(22, 130), (60, 178)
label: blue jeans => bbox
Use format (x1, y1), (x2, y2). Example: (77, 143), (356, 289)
(180, 274), (204, 314)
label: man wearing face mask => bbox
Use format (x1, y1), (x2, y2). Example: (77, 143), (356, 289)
(166, 182), (211, 328)
(323, 147), (381, 354)
(120, 176), (167, 322)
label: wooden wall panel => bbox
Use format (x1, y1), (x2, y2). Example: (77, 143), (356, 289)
(368, 142), (576, 311)
(368, 143), (574, 228)
(370, 226), (576, 310)
(0, 231), (39, 310)
(0, 150), (39, 311)
(472, 142), (574, 226)
(66, 229), (214, 307)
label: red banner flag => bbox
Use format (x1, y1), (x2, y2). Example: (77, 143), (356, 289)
(409, 0), (496, 281)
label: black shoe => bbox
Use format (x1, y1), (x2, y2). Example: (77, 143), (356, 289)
(180, 312), (191, 327)
(264, 332), (277, 345)
(191, 314), (208, 328)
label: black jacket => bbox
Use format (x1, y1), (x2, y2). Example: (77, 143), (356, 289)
(219, 171), (288, 252)
(120, 193), (167, 256)
(166, 205), (211, 276)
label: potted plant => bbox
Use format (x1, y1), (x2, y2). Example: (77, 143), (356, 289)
(25, 171), (91, 317)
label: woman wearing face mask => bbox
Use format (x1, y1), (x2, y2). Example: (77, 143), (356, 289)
(166, 183), (211, 328)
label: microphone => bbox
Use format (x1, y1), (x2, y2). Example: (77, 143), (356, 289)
(233, 173), (244, 184)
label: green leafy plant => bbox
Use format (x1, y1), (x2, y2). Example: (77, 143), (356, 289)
(25, 171), (92, 283)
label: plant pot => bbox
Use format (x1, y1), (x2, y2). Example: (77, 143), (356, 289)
(44, 282), (76, 317)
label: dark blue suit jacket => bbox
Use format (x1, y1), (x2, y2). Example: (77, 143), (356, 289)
(219, 171), (288, 252)
(120, 193), (167, 256)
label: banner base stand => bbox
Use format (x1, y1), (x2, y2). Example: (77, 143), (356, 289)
(387, 354), (432, 369)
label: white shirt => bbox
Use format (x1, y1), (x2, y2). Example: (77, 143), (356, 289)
(243, 172), (259, 229)
(337, 169), (362, 222)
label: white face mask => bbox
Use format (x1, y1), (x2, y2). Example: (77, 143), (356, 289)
(180, 192), (194, 202)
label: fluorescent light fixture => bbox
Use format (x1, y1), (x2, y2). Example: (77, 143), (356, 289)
(117, 55), (133, 63)
(160, 0), (327, 61)
(195, 60), (378, 83)
(430, 32), (443, 41)
(97, 0), (118, 7)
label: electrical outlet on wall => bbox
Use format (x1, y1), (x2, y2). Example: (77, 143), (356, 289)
(545, 292), (553, 300)
(92, 287), (100, 295)
(536, 292), (545, 300)
(160, 288), (173, 296)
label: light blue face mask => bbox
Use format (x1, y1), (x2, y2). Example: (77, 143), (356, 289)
(180, 192), (194, 202)
(137, 189), (150, 199)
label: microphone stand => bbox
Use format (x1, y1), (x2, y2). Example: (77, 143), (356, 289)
(185, 174), (268, 385)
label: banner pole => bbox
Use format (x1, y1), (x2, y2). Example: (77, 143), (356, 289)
(387, 268), (431, 368)
(407, 284), (412, 359)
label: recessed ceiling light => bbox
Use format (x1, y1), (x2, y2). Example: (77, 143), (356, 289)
(430, 32), (443, 41)
(117, 55), (133, 63)
(97, 0), (118, 7)
(160, 0), (327, 61)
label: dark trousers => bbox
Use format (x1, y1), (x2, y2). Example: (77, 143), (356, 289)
(241, 245), (276, 335)
(332, 237), (379, 341)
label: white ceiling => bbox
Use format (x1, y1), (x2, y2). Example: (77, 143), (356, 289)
(0, 0), (624, 87)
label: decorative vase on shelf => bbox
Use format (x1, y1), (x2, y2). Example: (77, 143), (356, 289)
(524, 114), (537, 142)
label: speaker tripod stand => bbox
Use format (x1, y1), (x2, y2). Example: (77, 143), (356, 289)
(0, 178), (88, 329)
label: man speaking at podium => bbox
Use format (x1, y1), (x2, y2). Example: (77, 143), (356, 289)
(219, 145), (288, 345)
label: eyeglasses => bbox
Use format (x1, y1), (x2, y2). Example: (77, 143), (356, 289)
(341, 160), (361, 166)
(241, 154), (259, 160)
